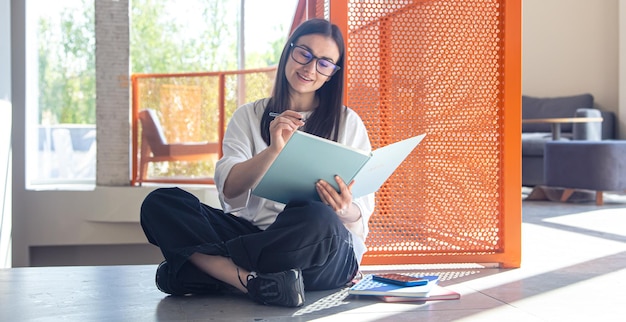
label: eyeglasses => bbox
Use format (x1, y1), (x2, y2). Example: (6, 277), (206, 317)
(289, 43), (341, 77)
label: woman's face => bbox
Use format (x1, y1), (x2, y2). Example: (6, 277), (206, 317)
(285, 34), (340, 98)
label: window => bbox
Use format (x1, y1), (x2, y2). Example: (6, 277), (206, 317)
(25, 0), (297, 188)
(26, 0), (95, 188)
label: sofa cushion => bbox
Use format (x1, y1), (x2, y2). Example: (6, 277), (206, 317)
(522, 94), (594, 133)
(522, 133), (555, 156)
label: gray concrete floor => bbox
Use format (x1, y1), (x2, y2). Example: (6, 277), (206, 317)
(1, 195), (625, 321)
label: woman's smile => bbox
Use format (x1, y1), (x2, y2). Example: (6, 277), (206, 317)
(296, 71), (313, 82)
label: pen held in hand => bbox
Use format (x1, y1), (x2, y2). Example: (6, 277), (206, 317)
(269, 112), (303, 121)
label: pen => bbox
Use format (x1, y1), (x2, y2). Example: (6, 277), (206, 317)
(269, 112), (303, 121)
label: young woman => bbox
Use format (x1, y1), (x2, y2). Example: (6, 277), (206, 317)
(140, 18), (375, 307)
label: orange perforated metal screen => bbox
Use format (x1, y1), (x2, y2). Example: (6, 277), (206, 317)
(326, 0), (521, 266)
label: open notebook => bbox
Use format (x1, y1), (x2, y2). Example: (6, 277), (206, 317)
(252, 131), (426, 204)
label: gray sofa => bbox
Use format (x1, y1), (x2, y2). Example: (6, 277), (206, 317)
(545, 141), (626, 205)
(522, 93), (616, 187)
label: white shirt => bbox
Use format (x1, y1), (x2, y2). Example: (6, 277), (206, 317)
(214, 98), (375, 263)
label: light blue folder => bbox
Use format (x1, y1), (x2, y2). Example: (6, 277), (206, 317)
(252, 131), (426, 204)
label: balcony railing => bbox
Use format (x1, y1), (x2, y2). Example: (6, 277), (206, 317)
(130, 67), (277, 186)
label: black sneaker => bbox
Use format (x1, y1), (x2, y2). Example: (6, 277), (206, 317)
(155, 260), (224, 296)
(245, 269), (305, 307)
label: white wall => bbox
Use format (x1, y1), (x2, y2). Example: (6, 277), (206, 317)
(12, 185), (220, 267)
(0, 0), (9, 101)
(522, 0), (622, 137)
(1, 0), (11, 268)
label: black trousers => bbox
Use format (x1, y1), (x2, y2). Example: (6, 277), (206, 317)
(140, 187), (358, 291)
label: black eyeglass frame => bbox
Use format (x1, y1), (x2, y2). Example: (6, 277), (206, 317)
(289, 43), (341, 77)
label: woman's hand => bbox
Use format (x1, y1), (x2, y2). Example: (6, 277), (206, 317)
(268, 111), (305, 152)
(316, 175), (361, 223)
(222, 110), (303, 199)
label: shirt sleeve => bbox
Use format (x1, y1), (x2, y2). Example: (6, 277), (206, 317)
(214, 100), (264, 213)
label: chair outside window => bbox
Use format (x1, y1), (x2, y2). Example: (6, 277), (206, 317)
(137, 108), (220, 184)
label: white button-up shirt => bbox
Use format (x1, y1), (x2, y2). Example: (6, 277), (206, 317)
(214, 98), (375, 263)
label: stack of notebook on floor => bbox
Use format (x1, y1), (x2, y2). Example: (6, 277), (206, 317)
(348, 273), (460, 303)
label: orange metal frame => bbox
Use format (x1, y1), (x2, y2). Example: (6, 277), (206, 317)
(130, 67), (277, 186)
(326, 0), (522, 267)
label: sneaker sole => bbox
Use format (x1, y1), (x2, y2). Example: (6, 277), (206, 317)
(269, 269), (305, 307)
(291, 269), (305, 307)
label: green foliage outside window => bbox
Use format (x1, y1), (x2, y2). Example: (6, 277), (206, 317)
(38, 0), (95, 125)
(39, 0), (287, 125)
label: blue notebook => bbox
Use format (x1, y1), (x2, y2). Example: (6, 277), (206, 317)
(348, 274), (440, 297)
(252, 131), (426, 204)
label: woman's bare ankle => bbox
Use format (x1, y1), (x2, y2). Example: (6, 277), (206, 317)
(189, 253), (249, 293)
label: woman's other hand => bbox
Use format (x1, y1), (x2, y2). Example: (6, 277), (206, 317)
(316, 175), (361, 224)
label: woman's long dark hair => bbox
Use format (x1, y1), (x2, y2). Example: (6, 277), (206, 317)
(260, 18), (345, 145)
